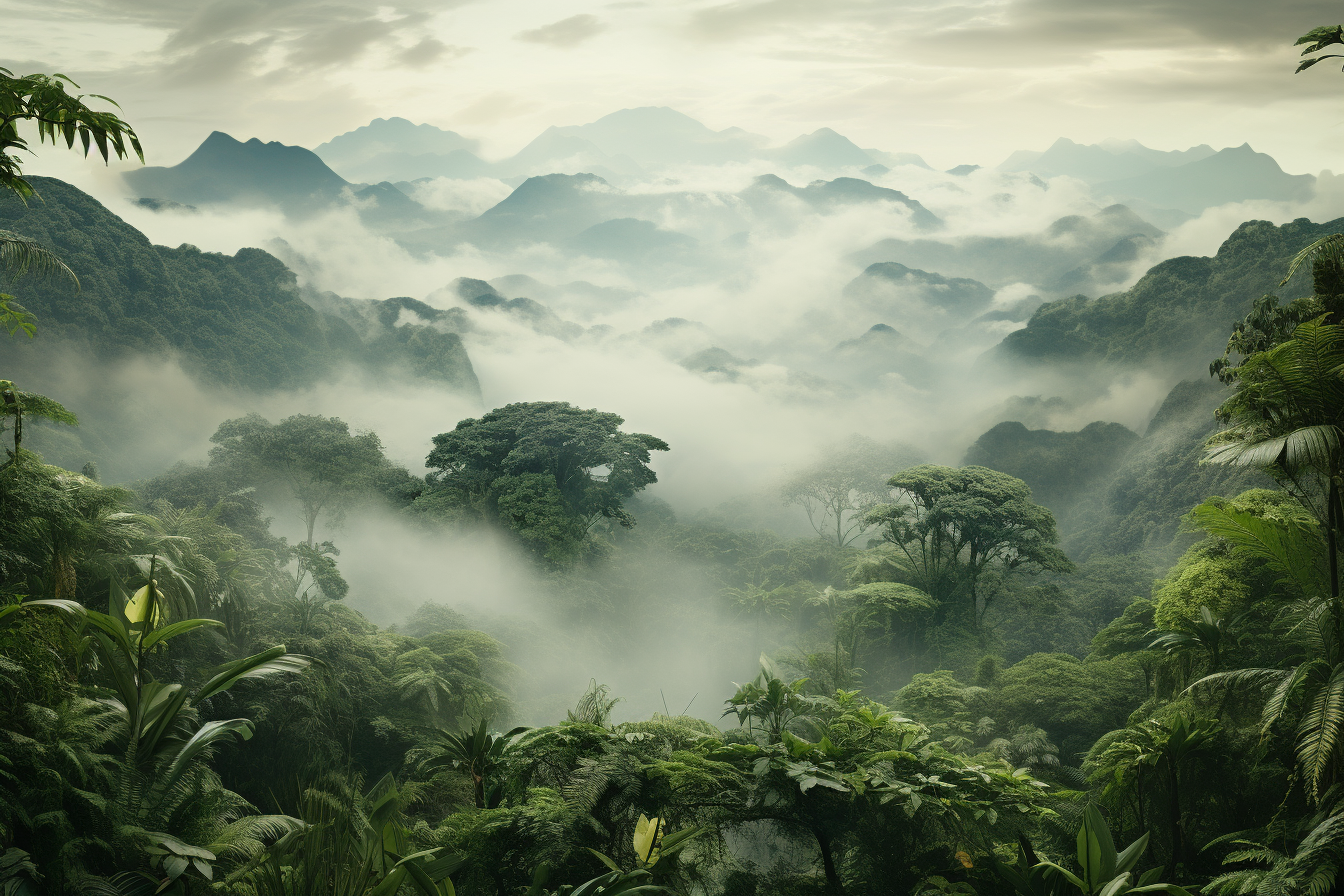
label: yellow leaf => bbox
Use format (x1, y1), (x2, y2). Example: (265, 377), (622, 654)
(633, 814), (664, 867)
(126, 582), (161, 627)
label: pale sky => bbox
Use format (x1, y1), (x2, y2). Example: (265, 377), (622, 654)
(3, 0), (1343, 173)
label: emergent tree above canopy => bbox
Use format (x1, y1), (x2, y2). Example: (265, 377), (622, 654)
(864, 464), (1072, 626)
(423, 401), (669, 563)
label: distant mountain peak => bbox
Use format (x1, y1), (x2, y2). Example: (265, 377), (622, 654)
(775, 128), (876, 170)
(590, 106), (717, 133)
(314, 118), (480, 181)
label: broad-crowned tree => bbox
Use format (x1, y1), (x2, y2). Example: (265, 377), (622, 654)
(422, 402), (668, 565)
(863, 465), (1072, 627)
(208, 413), (396, 548)
(782, 437), (923, 547)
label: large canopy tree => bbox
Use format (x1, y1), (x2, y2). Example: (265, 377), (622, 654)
(422, 401), (668, 564)
(782, 437), (923, 547)
(208, 414), (395, 548)
(863, 464), (1071, 627)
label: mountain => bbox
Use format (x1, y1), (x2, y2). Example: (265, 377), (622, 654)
(960, 381), (1270, 560)
(992, 214), (1344, 373)
(963, 420), (1140, 512)
(466, 172), (619, 245)
(772, 128), (876, 170)
(499, 128), (644, 182)
(339, 148), (492, 183)
(1000, 137), (1217, 183)
(0, 176), (479, 396)
(126, 131), (349, 213)
(538, 106), (763, 169)
(742, 175), (941, 229)
(826, 323), (929, 386)
(852, 204), (1163, 294)
(314, 117), (480, 182)
(568, 218), (697, 263)
(313, 108), (936, 185)
(844, 263), (995, 316)
(1097, 138), (1217, 168)
(1000, 138), (1313, 216)
(1094, 144), (1315, 215)
(864, 149), (931, 170)
(124, 131), (444, 227)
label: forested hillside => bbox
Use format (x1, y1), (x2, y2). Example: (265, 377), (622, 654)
(0, 178), (480, 395)
(996, 215), (1343, 372)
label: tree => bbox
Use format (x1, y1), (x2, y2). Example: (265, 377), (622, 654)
(421, 718), (529, 809)
(422, 402), (668, 564)
(805, 583), (935, 688)
(1, 232), (76, 337)
(1207, 318), (1344, 597)
(1086, 714), (1220, 874)
(0, 381), (77, 468)
(782, 437), (921, 547)
(1205, 784), (1344, 896)
(1181, 487), (1344, 802)
(722, 657), (822, 743)
(1149, 606), (1242, 681)
(1295, 25), (1344, 74)
(1, 68), (142, 336)
(232, 772), (464, 896)
(863, 465), (1072, 627)
(984, 803), (1192, 896)
(208, 414), (395, 547)
(716, 687), (1052, 894)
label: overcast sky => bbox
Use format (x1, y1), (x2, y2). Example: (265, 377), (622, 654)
(4, 0), (1343, 173)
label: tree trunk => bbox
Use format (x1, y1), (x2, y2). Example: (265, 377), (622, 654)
(1136, 764), (1147, 840)
(815, 829), (843, 893)
(1329, 479), (1340, 599)
(1167, 761), (1183, 873)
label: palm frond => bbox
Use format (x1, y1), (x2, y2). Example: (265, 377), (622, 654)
(1282, 234), (1344, 287)
(0, 230), (77, 287)
(1296, 666), (1344, 798)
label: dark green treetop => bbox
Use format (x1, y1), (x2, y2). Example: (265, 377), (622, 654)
(424, 402), (668, 556)
(865, 464), (1072, 625)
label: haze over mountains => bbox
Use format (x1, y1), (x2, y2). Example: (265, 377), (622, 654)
(1000, 137), (1314, 221)
(106, 104), (1337, 444)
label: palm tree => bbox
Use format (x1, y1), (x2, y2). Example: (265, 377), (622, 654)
(1149, 606), (1243, 687)
(0, 382), (78, 468)
(420, 717), (528, 809)
(1179, 496), (1344, 802)
(75, 576), (312, 885)
(393, 647), (455, 721)
(1205, 783), (1344, 895)
(229, 772), (463, 896)
(1207, 317), (1344, 597)
(2, 67), (142, 338)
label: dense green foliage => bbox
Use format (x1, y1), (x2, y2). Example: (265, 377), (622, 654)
(0, 178), (480, 394)
(996, 216), (1344, 373)
(8, 42), (1344, 896)
(417, 402), (669, 566)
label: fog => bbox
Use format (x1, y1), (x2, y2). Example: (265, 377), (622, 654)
(14, 128), (1344, 722)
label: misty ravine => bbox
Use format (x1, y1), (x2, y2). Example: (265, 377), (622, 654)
(5, 14), (1344, 896)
